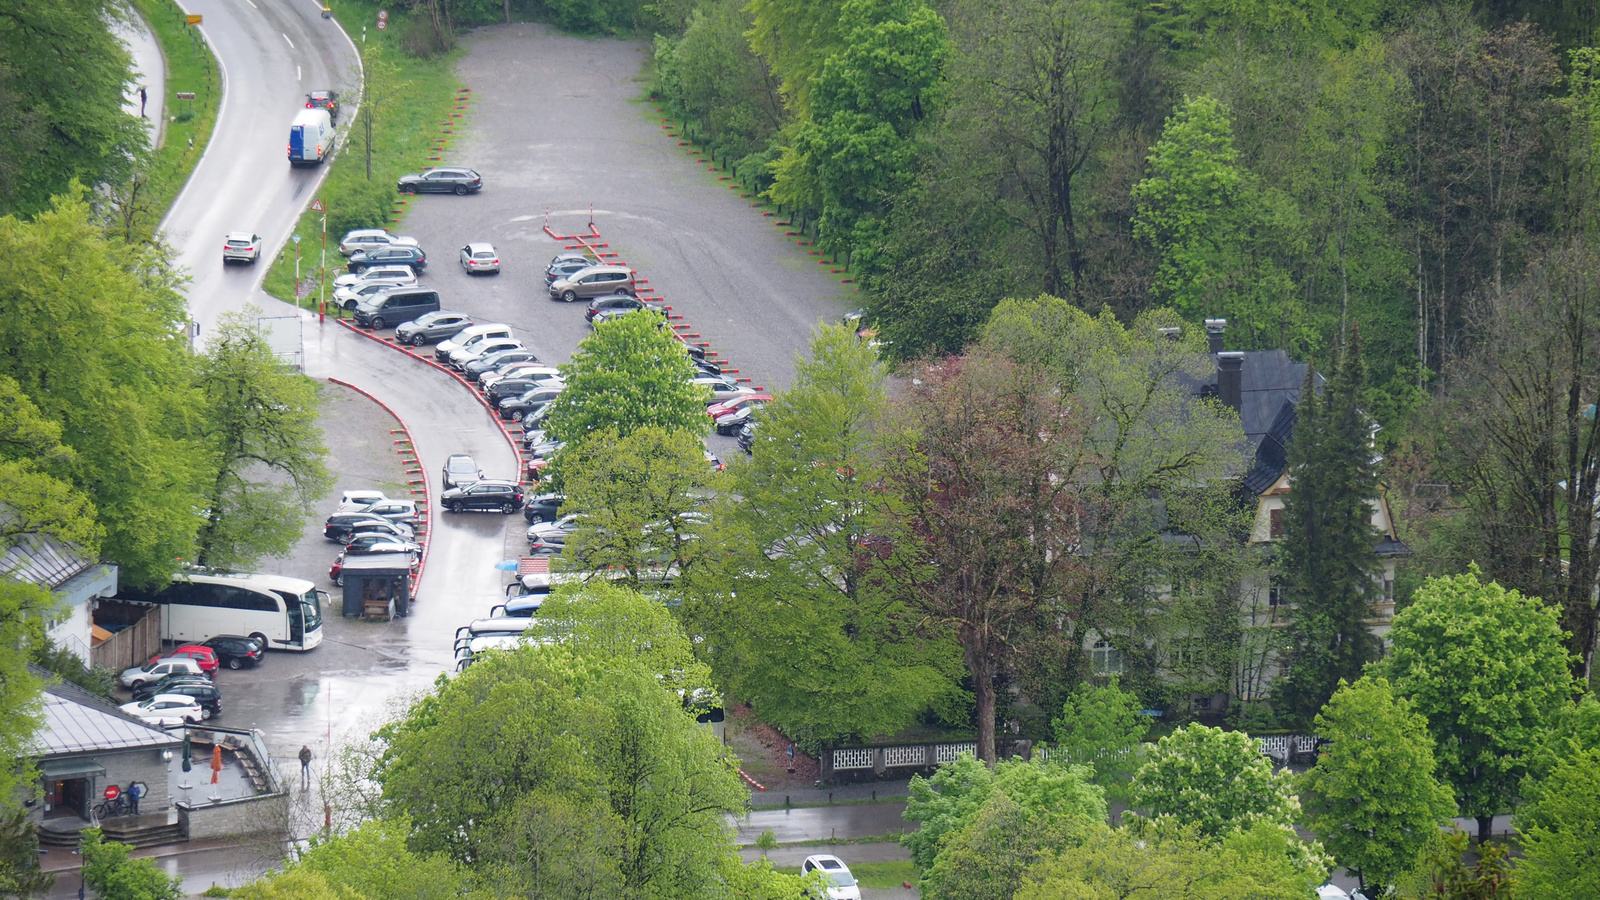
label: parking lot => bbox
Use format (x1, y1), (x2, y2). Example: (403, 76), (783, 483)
(153, 22), (857, 825)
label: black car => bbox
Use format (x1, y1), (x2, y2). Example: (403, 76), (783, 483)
(464, 349), (540, 382)
(348, 245), (427, 273)
(200, 635), (265, 670)
(499, 387), (563, 421)
(343, 519), (415, 544)
(324, 512), (405, 542)
(345, 533), (421, 556)
(585, 293), (645, 323)
(397, 167), (483, 195)
(441, 480), (525, 514)
(486, 377), (551, 406)
(306, 90), (339, 122)
(522, 493), (566, 523)
(131, 676), (223, 718)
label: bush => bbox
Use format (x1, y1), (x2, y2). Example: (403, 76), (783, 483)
(398, 13), (453, 57)
(322, 175), (394, 241)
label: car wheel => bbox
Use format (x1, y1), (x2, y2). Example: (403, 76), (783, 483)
(344, 299), (358, 310)
(333, 574), (343, 586)
(351, 264), (365, 273)
(501, 502), (517, 514)
(200, 707), (212, 721)
(562, 290), (577, 303)
(454, 185), (468, 195)
(410, 333), (428, 346)
(447, 501), (461, 513)
(227, 657), (242, 670)
(370, 316), (386, 330)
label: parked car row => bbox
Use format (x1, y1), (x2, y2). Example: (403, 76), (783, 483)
(115, 635), (267, 725)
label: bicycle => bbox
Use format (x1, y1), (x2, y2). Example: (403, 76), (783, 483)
(93, 794), (134, 819)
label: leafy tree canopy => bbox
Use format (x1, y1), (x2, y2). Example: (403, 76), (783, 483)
(544, 310), (708, 448)
(1050, 679), (1152, 803)
(1513, 747), (1600, 900)
(1129, 724), (1301, 841)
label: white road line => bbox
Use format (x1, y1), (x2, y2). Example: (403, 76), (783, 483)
(244, 0), (256, 7)
(298, 65), (302, 81)
(282, 33), (294, 49)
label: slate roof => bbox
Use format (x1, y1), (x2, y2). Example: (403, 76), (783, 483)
(0, 506), (97, 590)
(1190, 349), (1317, 496)
(29, 666), (179, 757)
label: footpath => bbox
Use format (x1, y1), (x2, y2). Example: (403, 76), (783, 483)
(116, 8), (167, 149)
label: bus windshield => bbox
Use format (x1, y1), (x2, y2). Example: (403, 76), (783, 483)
(300, 589), (324, 631)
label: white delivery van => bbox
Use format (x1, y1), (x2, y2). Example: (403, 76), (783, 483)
(288, 107), (334, 165)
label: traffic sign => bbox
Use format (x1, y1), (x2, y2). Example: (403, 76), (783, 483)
(310, 199), (324, 212)
(377, 19), (387, 29)
(104, 784), (120, 801)
(377, 9), (388, 19)
(186, 14), (202, 24)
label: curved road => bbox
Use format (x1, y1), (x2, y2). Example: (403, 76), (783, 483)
(158, 1), (518, 716)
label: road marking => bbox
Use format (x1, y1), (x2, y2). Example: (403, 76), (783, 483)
(298, 65), (302, 81)
(244, 0), (256, 7)
(283, 33), (294, 49)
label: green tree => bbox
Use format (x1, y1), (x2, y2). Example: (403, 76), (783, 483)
(0, 807), (53, 897)
(291, 818), (478, 900)
(1015, 821), (1323, 900)
(744, 0), (847, 117)
(192, 310), (331, 569)
(544, 311), (708, 447)
(681, 322), (958, 747)
(922, 791), (1082, 900)
(1132, 94), (1301, 348)
(1129, 724), (1300, 840)
(653, 0), (784, 162)
(1514, 748), (1600, 900)
(0, 194), (203, 587)
(1276, 329), (1383, 725)
(1050, 680), (1151, 803)
(1393, 830), (1513, 900)
(903, 754), (1107, 873)
(533, 582), (714, 702)
(1299, 677), (1455, 892)
(79, 829), (183, 900)
(1379, 568), (1574, 845)
(556, 426), (715, 584)
(0, 0), (147, 216)
(228, 869), (353, 900)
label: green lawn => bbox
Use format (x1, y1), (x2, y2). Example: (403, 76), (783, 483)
(130, 0), (221, 229)
(800, 860), (917, 890)
(261, 0), (464, 312)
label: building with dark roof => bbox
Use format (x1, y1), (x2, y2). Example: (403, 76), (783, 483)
(0, 515), (119, 664)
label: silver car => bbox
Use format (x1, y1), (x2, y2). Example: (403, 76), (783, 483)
(333, 264), (417, 289)
(394, 310), (475, 347)
(338, 229), (419, 256)
(333, 278), (408, 311)
(222, 232), (261, 264)
(460, 242), (500, 274)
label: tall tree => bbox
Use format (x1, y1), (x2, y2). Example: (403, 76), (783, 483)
(680, 323), (958, 748)
(1050, 680), (1151, 804)
(1431, 241), (1600, 679)
(0, 0), (147, 216)
(1514, 747), (1600, 900)
(1380, 568), (1575, 845)
(79, 829), (183, 900)
(1299, 677), (1455, 893)
(872, 348), (1085, 764)
(1276, 328), (1383, 724)
(544, 310), (708, 448)
(192, 310), (331, 569)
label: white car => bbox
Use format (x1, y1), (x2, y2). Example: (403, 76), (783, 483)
(801, 855), (860, 900)
(222, 232), (261, 264)
(481, 365), (564, 391)
(333, 278), (409, 311)
(339, 489), (390, 507)
(119, 657), (206, 688)
(332, 264), (417, 289)
(435, 323), (512, 363)
(449, 337), (524, 370)
(460, 242), (500, 274)
(334, 497), (421, 525)
(338, 229), (419, 256)
(120, 694), (204, 727)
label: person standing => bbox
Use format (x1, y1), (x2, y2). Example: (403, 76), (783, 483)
(299, 745), (312, 788)
(139, 85), (147, 118)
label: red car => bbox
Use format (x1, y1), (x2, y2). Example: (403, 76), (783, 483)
(147, 645), (219, 675)
(708, 393), (770, 433)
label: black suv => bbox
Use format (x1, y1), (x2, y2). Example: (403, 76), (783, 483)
(131, 676), (223, 718)
(306, 90), (339, 122)
(348, 245), (427, 273)
(585, 293), (645, 323)
(201, 635), (264, 669)
(397, 167), (483, 195)
(325, 513), (406, 542)
(441, 480), (524, 514)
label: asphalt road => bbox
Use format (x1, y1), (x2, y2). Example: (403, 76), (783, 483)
(161, 0), (358, 343)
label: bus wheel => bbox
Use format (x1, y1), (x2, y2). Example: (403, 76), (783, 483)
(250, 633), (268, 650)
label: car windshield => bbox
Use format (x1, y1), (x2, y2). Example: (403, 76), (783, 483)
(474, 250), (495, 259)
(817, 865), (855, 887)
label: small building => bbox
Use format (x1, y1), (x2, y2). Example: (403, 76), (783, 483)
(28, 670), (180, 846)
(339, 551), (415, 618)
(0, 523), (119, 665)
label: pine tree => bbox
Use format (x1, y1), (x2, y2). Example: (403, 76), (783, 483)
(1276, 328), (1382, 725)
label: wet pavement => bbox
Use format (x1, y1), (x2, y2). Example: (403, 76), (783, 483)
(733, 802), (912, 845)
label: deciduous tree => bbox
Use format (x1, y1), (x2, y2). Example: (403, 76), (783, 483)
(1379, 568), (1574, 845)
(192, 309), (331, 569)
(1299, 677), (1455, 892)
(79, 829), (183, 900)
(1129, 724), (1300, 840)
(544, 311), (708, 447)
(1514, 748), (1600, 900)
(1051, 680), (1151, 803)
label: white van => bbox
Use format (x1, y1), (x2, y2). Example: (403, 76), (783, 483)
(288, 108), (334, 165)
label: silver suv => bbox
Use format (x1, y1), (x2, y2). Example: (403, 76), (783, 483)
(395, 310), (475, 347)
(548, 265), (636, 302)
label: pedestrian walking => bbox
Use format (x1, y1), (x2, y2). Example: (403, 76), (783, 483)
(127, 780), (144, 815)
(139, 85), (147, 118)
(299, 745), (312, 788)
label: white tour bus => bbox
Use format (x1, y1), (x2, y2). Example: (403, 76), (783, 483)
(129, 571), (327, 651)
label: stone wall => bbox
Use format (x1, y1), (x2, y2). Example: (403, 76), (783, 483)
(179, 792), (289, 840)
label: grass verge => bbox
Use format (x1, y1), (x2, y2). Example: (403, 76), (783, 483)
(130, 0), (220, 222)
(260, 0), (464, 312)
(840, 860), (917, 889)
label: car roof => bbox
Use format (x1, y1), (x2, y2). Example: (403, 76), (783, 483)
(346, 228), (389, 238)
(225, 232), (256, 241)
(568, 264), (631, 277)
(465, 242), (495, 253)
(145, 693), (202, 704)
(804, 855), (848, 869)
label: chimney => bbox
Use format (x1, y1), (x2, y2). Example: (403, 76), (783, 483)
(1204, 318), (1227, 354)
(1217, 351), (1244, 414)
(1157, 326), (1182, 342)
